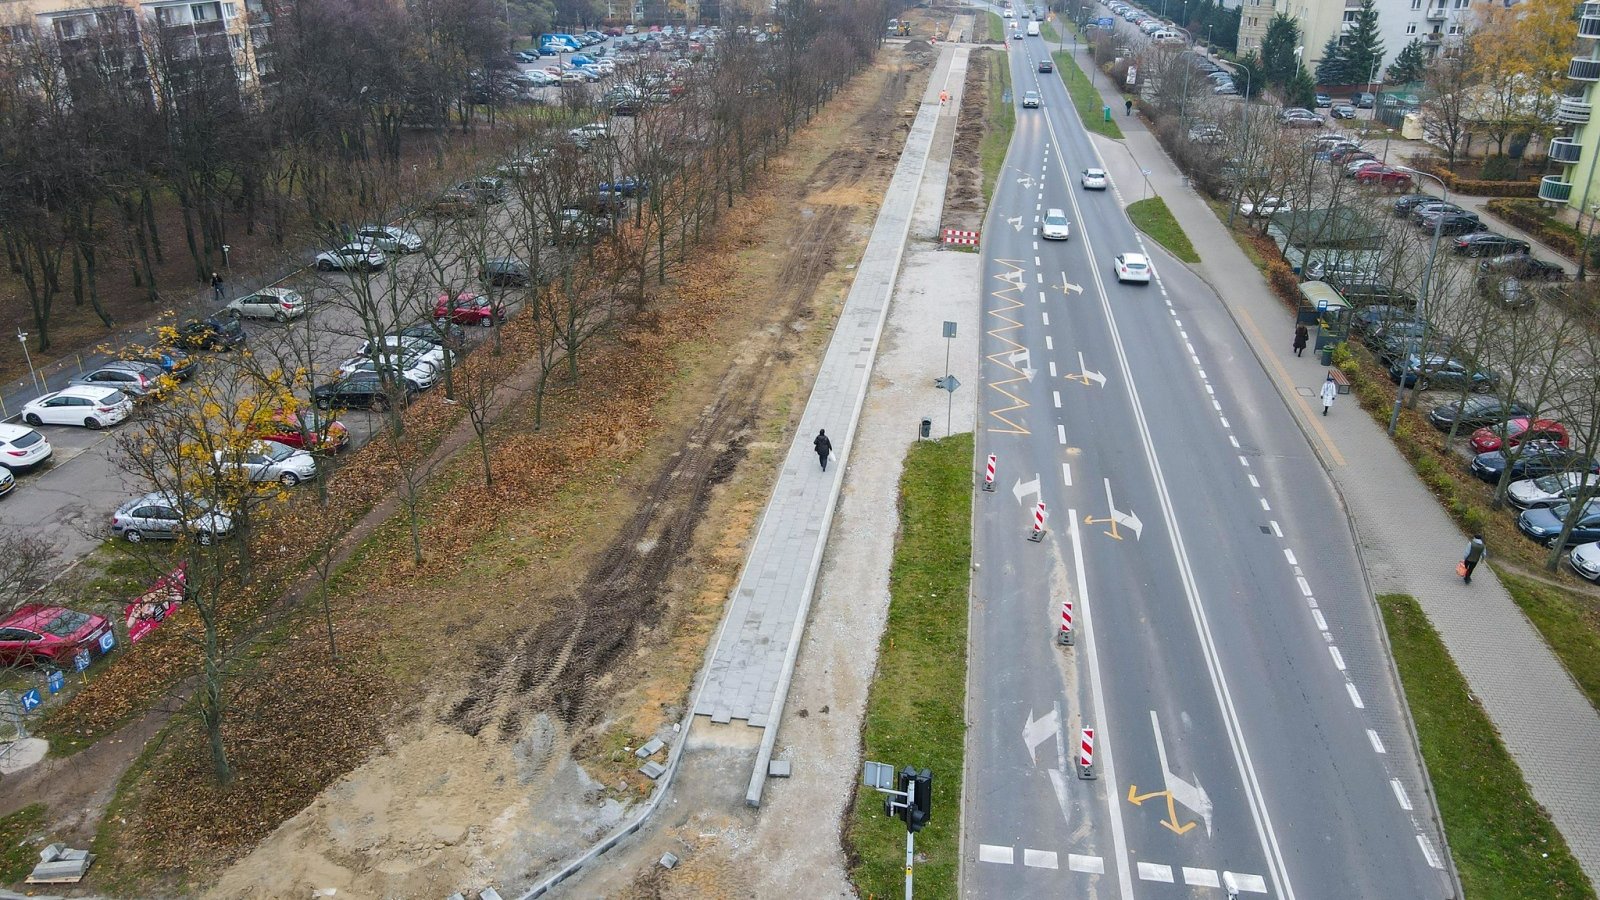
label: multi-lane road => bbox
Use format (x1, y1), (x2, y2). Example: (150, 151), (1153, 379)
(964, 24), (1453, 899)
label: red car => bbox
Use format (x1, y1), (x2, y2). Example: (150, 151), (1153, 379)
(254, 409), (350, 451)
(0, 605), (112, 668)
(1469, 417), (1570, 453)
(434, 291), (504, 327)
(1355, 165), (1413, 188)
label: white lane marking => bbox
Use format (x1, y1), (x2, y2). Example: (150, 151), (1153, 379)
(978, 844), (1014, 864)
(1068, 512), (1136, 898)
(1205, 384), (1214, 395)
(1137, 862), (1174, 883)
(1368, 729), (1386, 754)
(1269, 520), (1283, 538)
(1329, 646), (1346, 671)
(1069, 853), (1105, 873)
(1418, 834), (1445, 869)
(1219, 415), (1229, 428)
(1037, 272), (1044, 283)
(1058, 424), (1067, 445)
(1024, 849), (1059, 869)
(1312, 609), (1328, 631)
(1063, 462), (1073, 486)
(1283, 548), (1297, 566)
(1053, 390), (1062, 408)
(1240, 455), (1251, 467)
(1043, 311), (1050, 325)
(1296, 576), (1312, 597)
(1230, 435), (1241, 449)
(1045, 335), (1054, 350)
(1049, 361), (1058, 377)
(1247, 474), (1260, 488)
(1035, 256), (1042, 266)
(1033, 241), (1040, 250)
(1039, 291), (1048, 304)
(1183, 867), (1221, 887)
(1185, 341), (1196, 354)
(1197, 368), (1207, 380)
(1180, 331), (1189, 340)
(1259, 498), (1270, 511)
(1226, 872), (1270, 893)
(1391, 778), (1413, 811)
(1174, 318), (1183, 328)
(1211, 398), (1222, 411)
(1346, 683), (1365, 709)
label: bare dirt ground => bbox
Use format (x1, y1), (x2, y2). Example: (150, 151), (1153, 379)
(195, 48), (932, 900)
(943, 51), (991, 233)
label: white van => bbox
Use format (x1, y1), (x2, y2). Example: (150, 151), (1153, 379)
(1153, 30), (1184, 45)
(1026, 20), (1041, 36)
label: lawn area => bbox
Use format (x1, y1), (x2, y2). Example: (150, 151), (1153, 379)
(1379, 593), (1594, 899)
(846, 434), (973, 900)
(986, 11), (1006, 42)
(0, 804), (46, 884)
(979, 56), (1015, 205)
(1041, 21), (1060, 43)
(1499, 570), (1600, 713)
(1126, 197), (1200, 263)
(1051, 51), (1123, 139)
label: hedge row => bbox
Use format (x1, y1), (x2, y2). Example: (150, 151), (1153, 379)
(1407, 158), (1541, 198)
(1486, 198), (1600, 268)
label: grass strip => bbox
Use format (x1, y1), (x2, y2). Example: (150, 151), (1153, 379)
(1499, 570), (1600, 713)
(0, 804), (46, 883)
(1379, 593), (1594, 899)
(846, 433), (973, 900)
(979, 58), (1015, 205)
(1052, 51), (1123, 139)
(1126, 197), (1200, 263)
(1041, 21), (1060, 43)
(986, 11), (1006, 42)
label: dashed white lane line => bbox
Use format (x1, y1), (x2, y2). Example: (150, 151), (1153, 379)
(1043, 311), (1050, 325)
(1034, 256), (1042, 265)
(1229, 435), (1241, 449)
(1329, 646), (1346, 671)
(1239, 455), (1251, 467)
(1391, 778), (1413, 811)
(1247, 474), (1260, 488)
(1046, 335), (1054, 350)
(1269, 520), (1283, 537)
(1417, 834), (1445, 869)
(1137, 862), (1174, 883)
(1312, 609), (1328, 631)
(1062, 462), (1073, 486)
(1283, 548), (1297, 565)
(1037, 272), (1044, 283)
(1023, 849), (1059, 869)
(1368, 729), (1387, 754)
(1219, 415), (1229, 428)
(978, 844), (1014, 864)
(1296, 576), (1312, 597)
(1068, 853), (1105, 874)
(1226, 871), (1271, 893)
(1053, 390), (1062, 408)
(1049, 361), (1058, 377)
(1346, 682), (1365, 709)
(1057, 424), (1067, 444)
(1259, 497), (1270, 511)
(1183, 866), (1222, 887)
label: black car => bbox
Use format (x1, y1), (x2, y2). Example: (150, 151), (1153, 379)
(480, 257), (532, 287)
(1410, 201), (1466, 224)
(398, 320), (468, 350)
(1393, 194), (1435, 217)
(1428, 396), (1530, 431)
(1038, 59), (1054, 73)
(1478, 254), (1565, 281)
(313, 372), (414, 412)
(1453, 232), (1529, 257)
(129, 345), (198, 380)
(1349, 304), (1417, 337)
(1470, 442), (1599, 484)
(176, 311), (246, 351)
(1421, 212), (1485, 235)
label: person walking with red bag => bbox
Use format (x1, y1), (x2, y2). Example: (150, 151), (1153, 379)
(1460, 535), (1486, 584)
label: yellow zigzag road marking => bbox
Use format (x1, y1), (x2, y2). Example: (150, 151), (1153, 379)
(985, 259), (1031, 436)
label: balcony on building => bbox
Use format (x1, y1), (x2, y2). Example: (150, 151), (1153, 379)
(1583, 2), (1600, 39)
(1571, 56), (1600, 82)
(1551, 137), (1584, 164)
(1424, 30), (1442, 43)
(1540, 175), (1575, 203)
(1425, 3), (1447, 20)
(1558, 96), (1593, 124)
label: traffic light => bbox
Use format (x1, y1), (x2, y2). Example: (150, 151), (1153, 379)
(909, 769), (933, 833)
(885, 766), (914, 822)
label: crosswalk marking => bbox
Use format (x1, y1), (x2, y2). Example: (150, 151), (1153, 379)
(1023, 849), (1059, 869)
(1067, 854), (1104, 873)
(1137, 862), (1174, 882)
(1183, 866), (1221, 887)
(1225, 871), (1270, 893)
(978, 844), (1013, 864)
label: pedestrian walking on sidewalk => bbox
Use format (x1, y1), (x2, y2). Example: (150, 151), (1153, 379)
(814, 429), (833, 472)
(1124, 98), (1133, 116)
(1462, 535), (1487, 584)
(1319, 374), (1337, 416)
(210, 272), (225, 302)
(1292, 324), (1308, 357)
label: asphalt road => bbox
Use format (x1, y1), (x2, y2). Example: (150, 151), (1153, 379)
(963, 24), (1453, 899)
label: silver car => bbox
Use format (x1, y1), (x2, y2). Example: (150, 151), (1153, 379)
(111, 491), (234, 544)
(214, 440), (318, 486)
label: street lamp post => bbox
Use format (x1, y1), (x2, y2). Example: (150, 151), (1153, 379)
(1226, 64), (1254, 230)
(1387, 167), (1448, 435)
(17, 329), (41, 396)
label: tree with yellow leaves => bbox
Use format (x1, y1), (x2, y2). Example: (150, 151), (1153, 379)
(1466, 0), (1577, 157)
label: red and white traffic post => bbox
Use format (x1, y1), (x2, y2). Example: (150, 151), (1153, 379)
(1028, 501), (1047, 542)
(1078, 727), (1096, 779)
(983, 454), (996, 492)
(1058, 597), (1073, 646)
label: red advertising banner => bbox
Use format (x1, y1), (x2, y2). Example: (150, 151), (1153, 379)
(125, 565), (186, 644)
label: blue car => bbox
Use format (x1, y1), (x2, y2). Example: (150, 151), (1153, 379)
(598, 177), (648, 197)
(1518, 499), (1600, 546)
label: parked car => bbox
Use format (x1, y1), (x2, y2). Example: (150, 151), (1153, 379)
(1469, 417), (1569, 454)
(1113, 252), (1152, 283)
(176, 311), (247, 351)
(214, 440), (318, 486)
(111, 491), (234, 544)
(226, 287), (307, 322)
(568, 123), (611, 147)
(1334, 279), (1408, 305)
(313, 372), (414, 412)
(1393, 194), (1436, 217)
(0, 422), (53, 472)
(598, 176), (648, 197)
(1518, 499), (1600, 546)
(0, 605), (112, 668)
(1454, 232), (1530, 257)
(355, 225), (424, 254)
(1410, 200), (1467, 224)
(315, 242), (386, 272)
(455, 177), (509, 204)
(481, 257), (533, 287)
(435, 291), (505, 327)
(1478, 254), (1564, 281)
(70, 360), (168, 402)
(1239, 196), (1291, 218)
(1187, 124), (1224, 144)
(1427, 395), (1529, 431)
(1330, 103), (1357, 119)
(1470, 442), (1598, 484)
(1354, 165), (1413, 188)
(1081, 167), (1109, 189)
(1041, 208), (1071, 240)
(398, 320), (467, 350)
(1389, 353), (1496, 393)
(1344, 159), (1385, 177)
(1420, 211), (1486, 235)
(1313, 92), (1331, 108)
(253, 409), (349, 451)
(337, 351), (439, 391)
(1508, 472), (1596, 510)
(427, 190), (482, 218)
(0, 466), (12, 498)
(1351, 305), (1418, 338)
(20, 385), (133, 429)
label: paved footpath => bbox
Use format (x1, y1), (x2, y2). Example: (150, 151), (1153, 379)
(1071, 46), (1600, 886)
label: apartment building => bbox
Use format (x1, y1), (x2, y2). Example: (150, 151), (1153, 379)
(1267, 0), (1481, 80)
(1237, 0), (1275, 55)
(1539, 2), (1600, 217)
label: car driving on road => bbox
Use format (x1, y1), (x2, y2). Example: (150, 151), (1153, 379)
(1113, 252), (1152, 283)
(1041, 209), (1071, 240)
(1081, 167), (1108, 189)
(1021, 90), (1040, 108)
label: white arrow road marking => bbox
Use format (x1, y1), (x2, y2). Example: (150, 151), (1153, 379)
(1077, 351), (1106, 387)
(1061, 270), (1084, 294)
(1012, 475), (1041, 506)
(1008, 215), (1025, 231)
(1023, 706), (1059, 765)
(1102, 479), (1144, 540)
(1151, 710), (1215, 837)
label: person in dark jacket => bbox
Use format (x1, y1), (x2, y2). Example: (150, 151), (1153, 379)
(1463, 535), (1486, 584)
(814, 429), (833, 472)
(211, 272), (225, 302)
(1293, 324), (1309, 357)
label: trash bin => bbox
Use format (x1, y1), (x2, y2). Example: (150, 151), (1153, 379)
(1319, 346), (1334, 366)
(1103, 105), (1112, 122)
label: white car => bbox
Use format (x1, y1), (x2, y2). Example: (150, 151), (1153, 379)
(214, 440), (318, 486)
(0, 422), (53, 471)
(1081, 167), (1109, 190)
(1041, 209), (1071, 240)
(1570, 540), (1600, 582)
(20, 385), (133, 429)
(355, 225), (424, 254)
(355, 335), (453, 375)
(1021, 90), (1040, 108)
(1239, 196), (1291, 218)
(337, 350), (441, 391)
(315, 242), (386, 272)
(227, 287), (307, 322)
(1508, 472), (1594, 510)
(1113, 252), (1152, 283)
(569, 122), (611, 143)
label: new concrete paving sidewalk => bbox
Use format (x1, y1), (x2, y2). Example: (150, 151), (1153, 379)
(1073, 46), (1600, 887)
